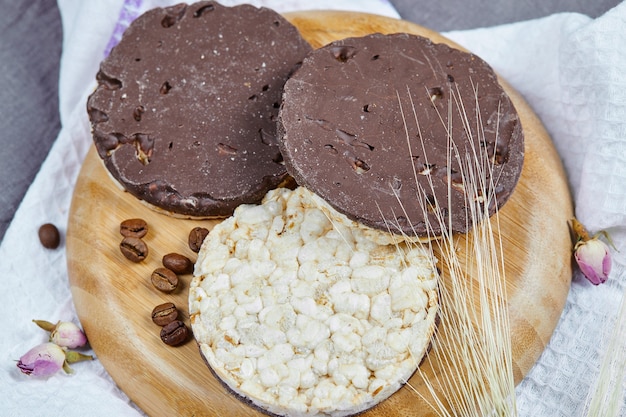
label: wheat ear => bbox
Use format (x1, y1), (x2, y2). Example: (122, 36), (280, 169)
(393, 82), (517, 416)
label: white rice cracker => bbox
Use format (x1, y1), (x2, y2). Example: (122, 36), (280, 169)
(189, 187), (439, 416)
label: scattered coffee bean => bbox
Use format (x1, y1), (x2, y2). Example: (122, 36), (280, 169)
(38, 223), (61, 249)
(120, 218), (148, 238)
(160, 320), (189, 346)
(120, 236), (148, 262)
(151, 302), (179, 326)
(188, 227), (209, 252)
(162, 253), (193, 275)
(150, 267), (179, 293)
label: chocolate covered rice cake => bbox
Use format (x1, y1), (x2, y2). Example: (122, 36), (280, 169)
(87, 1), (311, 218)
(278, 33), (524, 238)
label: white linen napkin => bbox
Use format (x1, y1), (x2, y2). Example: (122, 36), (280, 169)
(1, 0), (624, 416)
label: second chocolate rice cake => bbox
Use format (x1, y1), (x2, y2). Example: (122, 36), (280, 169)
(278, 33), (524, 238)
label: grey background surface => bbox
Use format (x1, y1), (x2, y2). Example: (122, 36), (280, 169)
(0, 1), (62, 243)
(0, 0), (621, 242)
(391, 0), (620, 31)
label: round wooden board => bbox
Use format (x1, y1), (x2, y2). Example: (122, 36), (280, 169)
(67, 10), (573, 417)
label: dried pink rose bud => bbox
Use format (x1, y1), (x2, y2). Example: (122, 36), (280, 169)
(16, 342), (94, 377)
(574, 238), (611, 285)
(50, 322), (87, 349)
(17, 342), (67, 377)
(571, 218), (614, 285)
(32, 320), (88, 349)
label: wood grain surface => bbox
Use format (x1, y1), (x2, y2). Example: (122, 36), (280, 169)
(66, 11), (574, 417)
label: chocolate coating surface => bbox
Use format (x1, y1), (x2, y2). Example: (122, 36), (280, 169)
(87, 1), (311, 217)
(278, 33), (524, 237)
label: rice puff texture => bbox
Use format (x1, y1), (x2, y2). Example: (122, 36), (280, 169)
(189, 187), (439, 417)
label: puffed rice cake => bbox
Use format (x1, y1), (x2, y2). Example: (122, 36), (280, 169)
(189, 186), (439, 416)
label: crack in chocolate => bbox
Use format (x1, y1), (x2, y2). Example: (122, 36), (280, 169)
(342, 150), (370, 174)
(193, 3), (215, 17)
(481, 140), (509, 165)
(330, 45), (357, 62)
(305, 116), (375, 151)
(217, 143), (238, 155)
(133, 133), (154, 165)
(88, 107), (109, 123)
(133, 105), (145, 122)
(93, 130), (125, 158)
(258, 128), (277, 146)
(160, 81), (172, 95)
(428, 86), (444, 101)
(161, 3), (187, 28)
(418, 163), (436, 175)
(96, 70), (122, 90)
(335, 128), (374, 151)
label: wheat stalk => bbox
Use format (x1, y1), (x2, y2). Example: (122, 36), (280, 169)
(584, 287), (626, 417)
(392, 83), (517, 416)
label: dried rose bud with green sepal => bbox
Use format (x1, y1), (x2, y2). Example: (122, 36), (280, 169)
(16, 342), (93, 377)
(33, 319), (87, 349)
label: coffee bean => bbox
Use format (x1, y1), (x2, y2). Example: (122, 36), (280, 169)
(150, 267), (179, 293)
(160, 320), (189, 346)
(120, 218), (148, 238)
(119, 236), (148, 262)
(38, 223), (60, 249)
(188, 227), (209, 252)
(162, 253), (193, 275)
(151, 302), (179, 326)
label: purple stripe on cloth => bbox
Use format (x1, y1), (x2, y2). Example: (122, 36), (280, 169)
(103, 0), (144, 57)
